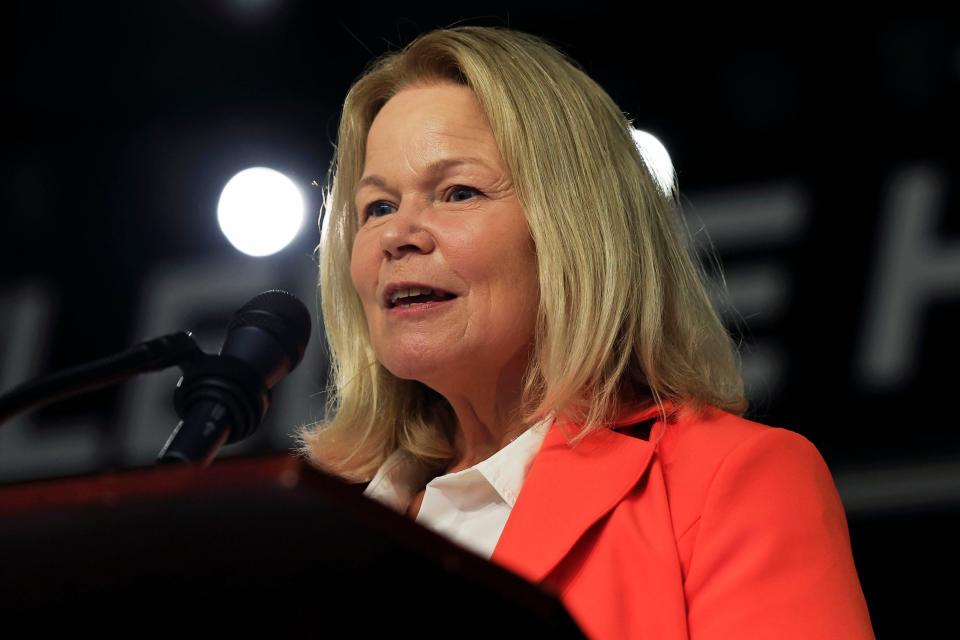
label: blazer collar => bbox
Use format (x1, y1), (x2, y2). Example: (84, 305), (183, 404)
(491, 402), (670, 583)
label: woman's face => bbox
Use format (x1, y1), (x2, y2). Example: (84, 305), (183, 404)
(350, 82), (539, 393)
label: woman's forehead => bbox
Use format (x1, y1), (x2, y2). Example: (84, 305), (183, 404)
(360, 85), (505, 182)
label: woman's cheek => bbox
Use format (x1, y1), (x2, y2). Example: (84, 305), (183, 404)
(349, 239), (372, 304)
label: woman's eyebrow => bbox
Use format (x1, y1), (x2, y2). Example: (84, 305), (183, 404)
(355, 157), (494, 195)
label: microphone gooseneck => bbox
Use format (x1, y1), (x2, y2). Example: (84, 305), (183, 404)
(0, 332), (201, 426)
(158, 290), (311, 465)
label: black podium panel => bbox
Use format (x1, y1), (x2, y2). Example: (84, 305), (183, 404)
(0, 454), (585, 637)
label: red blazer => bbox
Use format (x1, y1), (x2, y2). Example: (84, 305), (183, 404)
(490, 403), (875, 639)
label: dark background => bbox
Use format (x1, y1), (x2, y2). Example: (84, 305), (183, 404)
(2, 3), (958, 634)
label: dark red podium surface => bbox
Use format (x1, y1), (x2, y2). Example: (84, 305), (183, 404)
(0, 453), (584, 637)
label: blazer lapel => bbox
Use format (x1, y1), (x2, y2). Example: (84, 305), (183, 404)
(491, 404), (667, 583)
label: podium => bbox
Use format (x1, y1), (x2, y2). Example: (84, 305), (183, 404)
(0, 454), (585, 636)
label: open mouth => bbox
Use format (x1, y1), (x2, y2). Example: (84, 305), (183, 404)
(388, 290), (458, 308)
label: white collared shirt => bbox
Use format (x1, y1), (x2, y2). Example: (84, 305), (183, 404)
(362, 417), (551, 560)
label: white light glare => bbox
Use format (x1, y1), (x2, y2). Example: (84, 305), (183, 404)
(631, 128), (676, 198)
(218, 167), (304, 257)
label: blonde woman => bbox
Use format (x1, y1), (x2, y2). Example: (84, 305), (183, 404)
(299, 26), (874, 639)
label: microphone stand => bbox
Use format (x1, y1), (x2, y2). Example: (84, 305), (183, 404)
(0, 332), (202, 426)
(0, 332), (270, 468)
(156, 352), (273, 466)
(0, 290), (311, 469)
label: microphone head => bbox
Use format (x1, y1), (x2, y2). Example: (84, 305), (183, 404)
(226, 290), (312, 369)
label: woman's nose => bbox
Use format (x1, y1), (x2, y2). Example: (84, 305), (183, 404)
(378, 204), (436, 259)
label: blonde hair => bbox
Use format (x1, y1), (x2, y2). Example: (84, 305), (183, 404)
(297, 26), (746, 481)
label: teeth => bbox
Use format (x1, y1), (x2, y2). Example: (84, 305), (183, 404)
(390, 286), (434, 305)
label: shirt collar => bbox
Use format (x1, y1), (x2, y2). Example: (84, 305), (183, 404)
(363, 447), (432, 515)
(363, 416), (552, 513)
(471, 416), (550, 507)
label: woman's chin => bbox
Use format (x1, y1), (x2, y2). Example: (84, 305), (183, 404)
(379, 352), (450, 384)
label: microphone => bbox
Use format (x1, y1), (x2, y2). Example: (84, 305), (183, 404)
(158, 290), (312, 465)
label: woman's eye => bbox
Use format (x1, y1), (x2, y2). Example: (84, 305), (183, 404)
(362, 187), (479, 221)
(364, 201), (395, 219)
(447, 186), (480, 202)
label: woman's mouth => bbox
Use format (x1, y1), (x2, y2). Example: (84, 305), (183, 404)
(386, 295), (457, 316)
(386, 286), (457, 308)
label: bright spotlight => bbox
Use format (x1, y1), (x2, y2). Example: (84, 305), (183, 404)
(217, 167), (304, 257)
(631, 128), (676, 198)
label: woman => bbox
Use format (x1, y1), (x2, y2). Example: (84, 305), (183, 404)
(299, 26), (875, 639)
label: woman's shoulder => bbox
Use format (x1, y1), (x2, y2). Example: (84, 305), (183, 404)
(653, 406), (872, 638)
(656, 405), (837, 519)
(658, 404), (819, 464)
